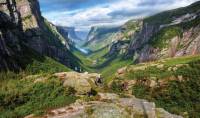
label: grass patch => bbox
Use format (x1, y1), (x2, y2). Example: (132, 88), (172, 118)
(25, 56), (71, 75)
(0, 76), (77, 118)
(99, 57), (132, 84)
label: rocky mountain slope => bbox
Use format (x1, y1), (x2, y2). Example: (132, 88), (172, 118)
(84, 1), (200, 63)
(108, 20), (142, 56)
(84, 20), (142, 57)
(56, 26), (85, 46)
(128, 1), (200, 63)
(84, 25), (121, 51)
(0, 0), (80, 71)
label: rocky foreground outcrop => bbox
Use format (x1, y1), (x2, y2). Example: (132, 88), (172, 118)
(24, 71), (184, 118)
(26, 93), (182, 118)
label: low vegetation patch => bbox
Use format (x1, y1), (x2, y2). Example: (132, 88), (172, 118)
(111, 55), (200, 117)
(150, 26), (182, 49)
(0, 76), (77, 118)
(25, 56), (71, 75)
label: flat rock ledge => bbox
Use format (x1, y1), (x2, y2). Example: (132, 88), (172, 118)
(26, 93), (183, 118)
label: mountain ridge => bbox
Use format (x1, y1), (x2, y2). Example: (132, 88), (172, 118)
(84, 25), (121, 51)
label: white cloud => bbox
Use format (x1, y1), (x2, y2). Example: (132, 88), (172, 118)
(42, 0), (199, 31)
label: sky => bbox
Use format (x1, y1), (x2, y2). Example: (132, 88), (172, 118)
(39, 0), (199, 32)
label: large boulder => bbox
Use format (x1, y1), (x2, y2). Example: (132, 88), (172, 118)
(63, 77), (91, 95)
(54, 72), (102, 95)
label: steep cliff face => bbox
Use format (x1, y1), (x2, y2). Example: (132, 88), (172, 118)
(85, 26), (121, 51)
(56, 26), (84, 46)
(128, 1), (200, 63)
(108, 20), (142, 56)
(0, 0), (79, 71)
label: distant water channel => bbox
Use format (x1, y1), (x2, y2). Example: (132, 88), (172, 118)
(76, 46), (90, 54)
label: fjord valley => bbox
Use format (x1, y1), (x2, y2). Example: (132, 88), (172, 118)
(0, 0), (200, 118)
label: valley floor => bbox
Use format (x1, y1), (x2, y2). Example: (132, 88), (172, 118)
(72, 47), (133, 83)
